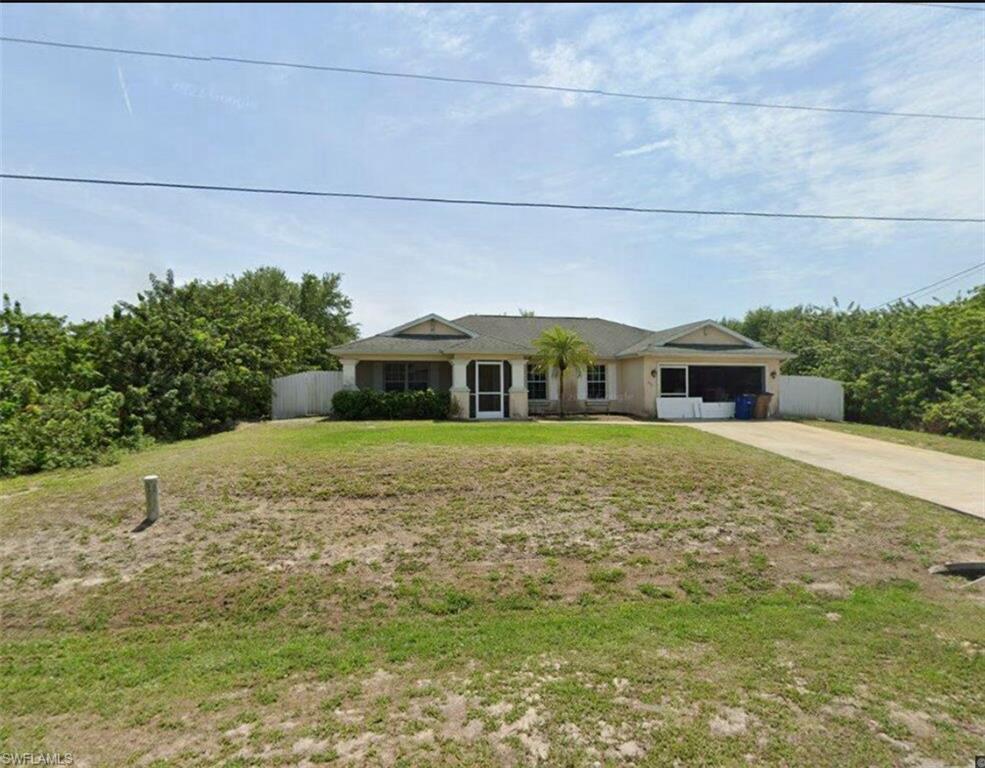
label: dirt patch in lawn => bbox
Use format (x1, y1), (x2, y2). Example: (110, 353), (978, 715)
(2, 422), (983, 766)
(2, 427), (981, 626)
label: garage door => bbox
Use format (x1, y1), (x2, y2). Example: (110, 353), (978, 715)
(657, 364), (765, 419)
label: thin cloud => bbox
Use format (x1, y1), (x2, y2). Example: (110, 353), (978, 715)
(615, 140), (672, 158)
(116, 62), (133, 117)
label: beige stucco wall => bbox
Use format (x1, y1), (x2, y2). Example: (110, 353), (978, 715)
(617, 357), (648, 417)
(673, 326), (743, 346)
(529, 360), (650, 417)
(400, 319), (464, 336)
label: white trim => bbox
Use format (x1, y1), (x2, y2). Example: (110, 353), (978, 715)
(525, 363), (548, 400)
(380, 313), (477, 338)
(660, 320), (762, 348)
(475, 361), (504, 419)
(586, 363), (607, 401)
(657, 364), (688, 397)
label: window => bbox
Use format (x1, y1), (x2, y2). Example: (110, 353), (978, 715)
(384, 363), (406, 392)
(384, 362), (431, 392)
(526, 365), (547, 400)
(407, 363), (430, 391)
(659, 366), (687, 397)
(587, 364), (606, 400)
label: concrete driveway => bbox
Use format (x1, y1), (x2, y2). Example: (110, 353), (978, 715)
(689, 421), (985, 520)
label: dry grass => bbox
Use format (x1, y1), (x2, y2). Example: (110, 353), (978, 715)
(1, 420), (983, 766)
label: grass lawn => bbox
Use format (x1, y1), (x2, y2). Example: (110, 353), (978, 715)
(2, 420), (983, 767)
(802, 419), (984, 461)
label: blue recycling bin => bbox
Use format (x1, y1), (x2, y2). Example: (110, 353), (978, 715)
(735, 394), (757, 420)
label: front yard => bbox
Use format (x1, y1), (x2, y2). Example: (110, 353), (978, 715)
(1, 420), (982, 766)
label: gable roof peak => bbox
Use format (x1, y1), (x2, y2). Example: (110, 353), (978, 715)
(660, 319), (761, 348)
(380, 313), (476, 338)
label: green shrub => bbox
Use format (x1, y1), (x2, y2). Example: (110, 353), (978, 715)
(331, 388), (452, 420)
(725, 286), (984, 437)
(0, 387), (146, 476)
(1, 268), (358, 476)
(921, 389), (985, 440)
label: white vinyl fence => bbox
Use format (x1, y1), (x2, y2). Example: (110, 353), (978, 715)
(271, 371), (344, 420)
(778, 375), (844, 421)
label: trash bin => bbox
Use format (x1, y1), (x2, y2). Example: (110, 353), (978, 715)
(753, 392), (773, 419)
(735, 394), (757, 420)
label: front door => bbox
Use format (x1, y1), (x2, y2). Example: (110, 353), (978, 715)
(475, 361), (504, 419)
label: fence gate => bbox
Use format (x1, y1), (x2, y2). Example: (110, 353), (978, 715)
(777, 375), (844, 421)
(271, 371), (344, 420)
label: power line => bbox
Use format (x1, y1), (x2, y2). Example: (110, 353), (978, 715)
(889, 2), (985, 11)
(884, 273), (980, 305)
(875, 262), (985, 307)
(894, 268), (983, 302)
(1, 35), (983, 123)
(2, 172), (984, 224)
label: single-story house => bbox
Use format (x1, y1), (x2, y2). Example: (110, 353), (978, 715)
(329, 314), (793, 420)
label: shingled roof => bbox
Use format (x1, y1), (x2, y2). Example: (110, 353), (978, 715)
(450, 315), (653, 358)
(329, 314), (791, 358)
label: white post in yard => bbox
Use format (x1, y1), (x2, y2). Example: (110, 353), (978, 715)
(143, 475), (160, 523)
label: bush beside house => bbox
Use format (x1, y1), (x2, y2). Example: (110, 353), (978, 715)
(0, 268), (358, 477)
(332, 388), (453, 420)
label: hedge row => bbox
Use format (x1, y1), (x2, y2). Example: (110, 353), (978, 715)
(331, 388), (454, 420)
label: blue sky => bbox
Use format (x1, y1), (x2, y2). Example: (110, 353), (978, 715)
(1, 3), (983, 336)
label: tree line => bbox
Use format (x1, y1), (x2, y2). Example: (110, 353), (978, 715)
(724, 286), (984, 439)
(2, 274), (981, 477)
(0, 268), (357, 476)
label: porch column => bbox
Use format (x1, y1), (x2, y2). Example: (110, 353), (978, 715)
(509, 358), (529, 419)
(341, 358), (357, 389)
(450, 358), (470, 419)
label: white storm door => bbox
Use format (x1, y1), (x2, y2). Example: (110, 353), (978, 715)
(475, 361), (504, 419)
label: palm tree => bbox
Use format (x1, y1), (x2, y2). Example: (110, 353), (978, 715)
(531, 326), (595, 418)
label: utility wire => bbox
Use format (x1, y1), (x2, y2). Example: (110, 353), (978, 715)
(890, 2), (985, 11)
(882, 272), (980, 305)
(893, 268), (983, 302)
(1, 35), (982, 123)
(2, 172), (984, 224)
(875, 262), (985, 307)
